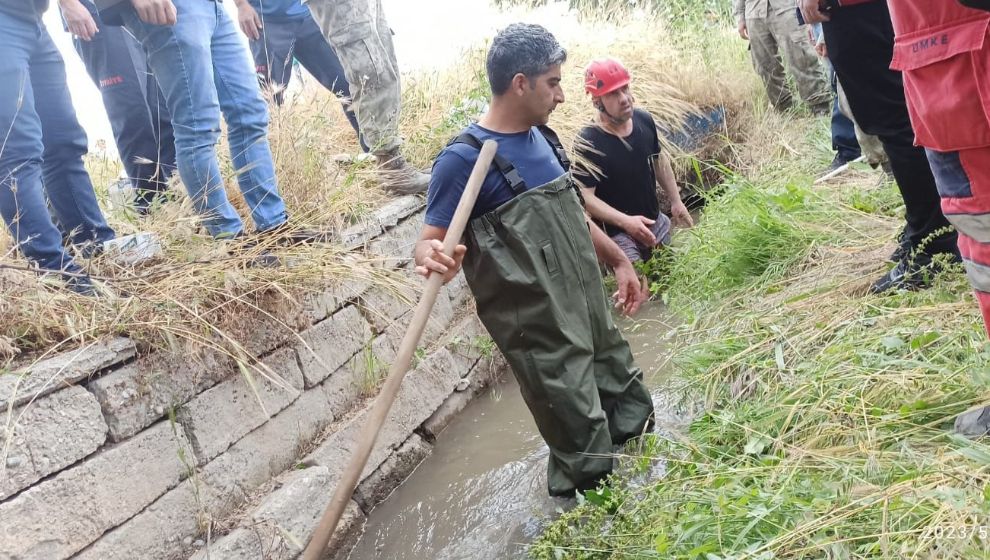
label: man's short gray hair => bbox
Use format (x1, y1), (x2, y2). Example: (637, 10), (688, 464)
(487, 23), (567, 96)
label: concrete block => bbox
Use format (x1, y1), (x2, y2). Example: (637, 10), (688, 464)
(367, 212), (425, 266)
(177, 347), (303, 464)
(0, 421), (191, 560)
(356, 282), (418, 333)
(304, 348), (460, 482)
(0, 386), (108, 500)
(87, 348), (233, 442)
(79, 387), (338, 560)
(189, 488), (364, 560)
(297, 305), (373, 388)
(421, 357), (500, 440)
(446, 270), (472, 308)
(320, 364), (368, 418)
(422, 289), (455, 344)
(354, 434), (432, 510)
(372, 195), (425, 230)
(195, 387), (336, 515)
(72, 481), (202, 560)
(0, 337), (135, 409)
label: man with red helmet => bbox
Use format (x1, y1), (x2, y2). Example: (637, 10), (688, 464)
(574, 58), (694, 299)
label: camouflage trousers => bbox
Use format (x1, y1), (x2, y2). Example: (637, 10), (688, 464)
(305, 0), (401, 154)
(746, 11), (830, 113)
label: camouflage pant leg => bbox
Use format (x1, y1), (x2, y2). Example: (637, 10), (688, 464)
(305, 0), (401, 153)
(746, 16), (793, 111)
(768, 10), (830, 113)
(837, 79), (888, 166)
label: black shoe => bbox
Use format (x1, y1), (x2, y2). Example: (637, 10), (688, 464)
(889, 229), (909, 263)
(65, 273), (98, 296)
(825, 154), (854, 175)
(870, 251), (958, 294)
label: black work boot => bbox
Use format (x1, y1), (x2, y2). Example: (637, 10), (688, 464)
(376, 149), (430, 195)
(955, 405), (990, 438)
(870, 248), (960, 294)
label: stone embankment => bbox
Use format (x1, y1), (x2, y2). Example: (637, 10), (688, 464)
(0, 196), (506, 560)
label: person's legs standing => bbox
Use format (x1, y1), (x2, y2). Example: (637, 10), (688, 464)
(74, 23), (174, 212)
(209, 2), (286, 232)
(306, 0), (428, 193)
(0, 13), (98, 282)
(33, 24), (114, 248)
(771, 10), (830, 114)
(293, 16), (366, 150)
(823, 2), (957, 289)
(746, 15), (793, 111)
(122, 0), (245, 237)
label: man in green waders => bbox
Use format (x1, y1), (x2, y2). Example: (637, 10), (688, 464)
(414, 23), (656, 497)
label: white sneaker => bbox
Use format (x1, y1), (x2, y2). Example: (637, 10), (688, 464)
(102, 232), (162, 266)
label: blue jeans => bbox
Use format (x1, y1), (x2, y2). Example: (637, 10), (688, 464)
(249, 14), (367, 151)
(0, 12), (114, 273)
(122, 0), (287, 237)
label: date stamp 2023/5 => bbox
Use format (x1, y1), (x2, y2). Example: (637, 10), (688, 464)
(925, 525), (990, 540)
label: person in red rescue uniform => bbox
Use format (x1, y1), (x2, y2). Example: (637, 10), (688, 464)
(885, 0), (990, 437)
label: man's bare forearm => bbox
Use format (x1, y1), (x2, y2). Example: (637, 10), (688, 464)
(586, 215), (629, 268)
(654, 154), (683, 207)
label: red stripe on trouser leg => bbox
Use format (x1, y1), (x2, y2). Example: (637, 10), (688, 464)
(931, 147), (990, 337)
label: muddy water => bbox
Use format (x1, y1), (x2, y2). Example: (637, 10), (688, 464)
(348, 302), (677, 560)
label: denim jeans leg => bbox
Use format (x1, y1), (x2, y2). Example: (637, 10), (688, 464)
(123, 2), (244, 237)
(33, 26), (115, 247)
(0, 14), (85, 273)
(210, 4), (287, 232)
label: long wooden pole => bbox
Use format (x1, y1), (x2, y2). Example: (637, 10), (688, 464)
(301, 139), (498, 560)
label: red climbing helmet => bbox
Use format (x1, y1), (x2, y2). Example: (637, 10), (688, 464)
(584, 58), (631, 97)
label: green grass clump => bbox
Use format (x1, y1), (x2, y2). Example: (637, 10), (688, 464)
(664, 178), (821, 309)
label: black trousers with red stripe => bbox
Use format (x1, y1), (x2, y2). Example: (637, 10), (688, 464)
(822, 1), (958, 256)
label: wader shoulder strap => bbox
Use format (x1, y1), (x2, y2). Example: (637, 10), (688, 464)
(537, 125), (570, 171)
(449, 132), (528, 195)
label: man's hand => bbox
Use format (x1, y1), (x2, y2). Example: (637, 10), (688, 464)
(737, 18), (749, 40)
(670, 201), (694, 228)
(236, 1), (263, 40)
(799, 0), (830, 23)
(815, 40), (828, 58)
(131, 0), (177, 25)
(622, 215), (657, 247)
(414, 239), (466, 285)
(60, 0), (99, 41)
(612, 259), (645, 316)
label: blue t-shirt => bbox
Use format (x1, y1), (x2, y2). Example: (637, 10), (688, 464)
(425, 123), (566, 228)
(248, 0), (310, 20)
